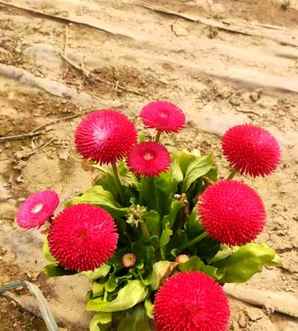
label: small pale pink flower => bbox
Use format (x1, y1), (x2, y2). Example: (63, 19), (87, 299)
(16, 190), (59, 229)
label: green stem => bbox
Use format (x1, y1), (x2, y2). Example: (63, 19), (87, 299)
(155, 130), (162, 143)
(112, 163), (124, 203)
(178, 232), (208, 252)
(140, 221), (150, 240)
(227, 168), (237, 180)
(140, 177), (158, 210)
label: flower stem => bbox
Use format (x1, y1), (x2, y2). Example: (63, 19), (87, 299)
(227, 169), (237, 180)
(155, 130), (162, 143)
(178, 232), (208, 252)
(140, 221), (150, 240)
(112, 163), (125, 203)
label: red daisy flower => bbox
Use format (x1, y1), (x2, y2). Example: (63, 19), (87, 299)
(127, 142), (170, 177)
(48, 204), (118, 271)
(140, 101), (185, 133)
(222, 124), (281, 177)
(198, 180), (266, 246)
(154, 272), (230, 331)
(75, 110), (137, 164)
(16, 190), (59, 230)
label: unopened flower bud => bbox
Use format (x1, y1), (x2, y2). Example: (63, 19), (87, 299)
(122, 253), (137, 268)
(175, 254), (190, 264)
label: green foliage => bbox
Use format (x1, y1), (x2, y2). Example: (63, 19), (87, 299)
(143, 210), (161, 237)
(182, 154), (215, 192)
(40, 143), (280, 330)
(213, 243), (280, 283)
(83, 265), (112, 281)
(150, 261), (177, 290)
(89, 312), (112, 331)
(179, 256), (223, 280)
(116, 305), (152, 331)
(144, 299), (154, 319)
(172, 150), (199, 176)
(67, 185), (128, 218)
(159, 222), (173, 259)
(44, 264), (76, 277)
(87, 280), (148, 312)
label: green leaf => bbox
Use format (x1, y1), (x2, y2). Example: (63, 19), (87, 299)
(144, 299), (154, 319)
(105, 274), (118, 293)
(154, 172), (178, 213)
(92, 282), (105, 298)
(89, 312), (112, 331)
(83, 265), (111, 281)
(209, 246), (234, 264)
(86, 280), (148, 312)
(150, 261), (177, 290)
(42, 239), (57, 264)
(194, 236), (221, 262)
(44, 264), (76, 277)
(182, 154), (214, 192)
(67, 185), (128, 218)
(173, 150), (199, 175)
(214, 243), (280, 283)
(185, 209), (203, 237)
(94, 165), (120, 199)
(138, 177), (157, 211)
(143, 210), (161, 237)
(163, 200), (184, 227)
(117, 161), (138, 188)
(179, 256), (223, 280)
(171, 159), (184, 183)
(117, 305), (152, 331)
(160, 222), (173, 259)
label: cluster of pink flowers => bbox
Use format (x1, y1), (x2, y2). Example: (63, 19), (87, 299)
(16, 100), (281, 331)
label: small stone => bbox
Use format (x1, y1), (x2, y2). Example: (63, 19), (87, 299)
(238, 312), (248, 328)
(229, 96), (241, 107)
(58, 149), (70, 161)
(247, 307), (264, 321)
(250, 90), (262, 102)
(171, 21), (188, 37)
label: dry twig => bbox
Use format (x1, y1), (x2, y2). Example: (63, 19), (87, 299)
(0, 113), (86, 143)
(0, 132), (42, 143)
(59, 52), (147, 97)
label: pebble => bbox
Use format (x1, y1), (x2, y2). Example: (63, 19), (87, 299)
(238, 312), (248, 328)
(247, 307), (264, 321)
(229, 96), (241, 106)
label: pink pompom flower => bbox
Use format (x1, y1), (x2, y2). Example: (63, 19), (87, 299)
(127, 142), (170, 177)
(48, 204), (118, 271)
(75, 110), (137, 164)
(198, 180), (266, 246)
(16, 190), (59, 230)
(222, 124), (281, 177)
(140, 101), (185, 133)
(154, 272), (230, 331)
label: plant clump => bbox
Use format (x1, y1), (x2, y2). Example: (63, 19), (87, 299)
(16, 101), (281, 331)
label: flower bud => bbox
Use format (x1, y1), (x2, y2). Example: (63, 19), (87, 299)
(175, 254), (190, 264)
(122, 253), (137, 268)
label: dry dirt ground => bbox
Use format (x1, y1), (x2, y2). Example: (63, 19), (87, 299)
(0, 0), (298, 330)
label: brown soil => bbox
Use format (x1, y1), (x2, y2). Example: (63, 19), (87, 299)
(0, 0), (298, 330)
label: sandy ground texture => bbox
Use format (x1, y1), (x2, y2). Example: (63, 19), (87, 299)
(0, 0), (298, 330)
